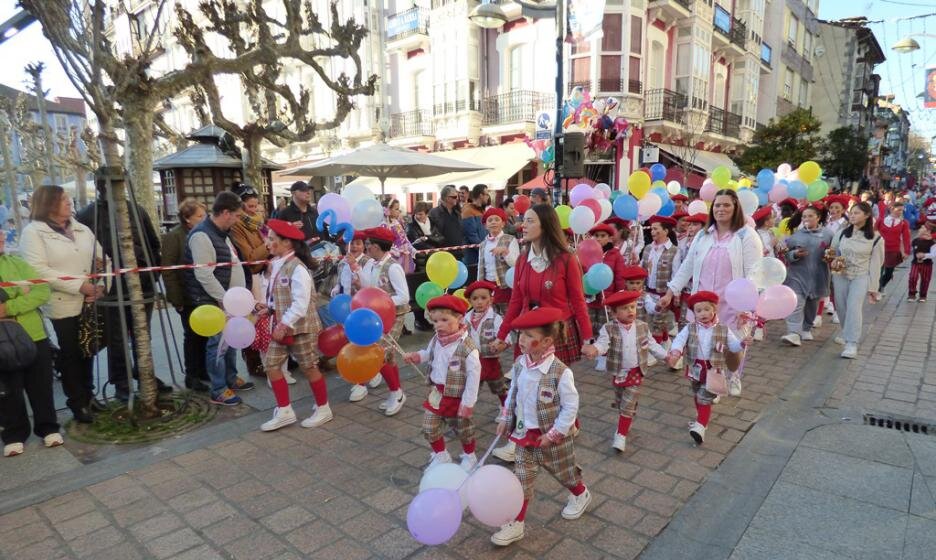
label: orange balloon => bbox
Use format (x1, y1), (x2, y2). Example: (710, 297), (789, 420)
(336, 343), (385, 384)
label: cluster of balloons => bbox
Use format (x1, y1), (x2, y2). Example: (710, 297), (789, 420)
(618, 163), (686, 222)
(319, 287), (398, 384)
(188, 287), (258, 349)
(415, 251), (470, 308)
(408, 462), (523, 546)
(723, 258), (797, 321)
(554, 182), (614, 235)
(315, 183), (386, 243)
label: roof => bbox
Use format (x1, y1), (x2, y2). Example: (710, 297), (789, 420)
(0, 83), (86, 116)
(154, 138), (284, 171)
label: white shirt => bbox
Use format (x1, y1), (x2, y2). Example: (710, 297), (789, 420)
(671, 322), (743, 358)
(825, 217), (847, 236)
(266, 252), (312, 329)
(362, 253), (409, 306)
(592, 321), (667, 369)
(463, 307), (511, 350)
(508, 355), (578, 435)
(883, 215), (902, 228)
(480, 232), (519, 282)
(416, 332), (482, 408)
(334, 254), (369, 296)
(646, 240), (680, 288)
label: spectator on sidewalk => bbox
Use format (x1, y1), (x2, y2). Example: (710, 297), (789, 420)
(461, 184), (489, 270)
(501, 198), (519, 237)
(381, 197), (416, 274)
(406, 201), (443, 251)
(429, 185), (465, 250)
(458, 186), (470, 207)
(530, 188), (549, 206)
(779, 205), (833, 347)
(876, 200), (911, 289)
(274, 181), (319, 241)
(229, 184), (270, 378)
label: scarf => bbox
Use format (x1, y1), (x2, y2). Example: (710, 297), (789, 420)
(416, 218), (432, 236)
(240, 212), (264, 234)
(528, 244), (549, 273)
(436, 325), (467, 346)
(524, 344), (556, 369)
(469, 309), (489, 330)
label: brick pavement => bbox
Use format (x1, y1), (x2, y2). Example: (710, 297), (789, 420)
(0, 317), (840, 560)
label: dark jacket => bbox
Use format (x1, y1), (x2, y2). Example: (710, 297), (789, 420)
(461, 203), (485, 265)
(273, 199), (319, 241)
(428, 203), (464, 248)
(406, 218), (444, 250)
(161, 223), (188, 309)
(183, 218), (234, 306)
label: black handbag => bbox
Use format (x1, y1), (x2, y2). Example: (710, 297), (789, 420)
(0, 289), (37, 373)
(77, 302), (105, 358)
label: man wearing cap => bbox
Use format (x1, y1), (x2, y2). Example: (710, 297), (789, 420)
(274, 180), (320, 241)
(530, 187), (549, 206)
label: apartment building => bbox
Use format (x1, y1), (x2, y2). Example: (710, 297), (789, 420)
(756, 0), (819, 123)
(867, 95), (912, 190)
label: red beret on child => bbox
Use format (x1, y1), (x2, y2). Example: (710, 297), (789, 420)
(647, 216), (677, 227)
(509, 307), (565, 330)
(686, 291), (719, 309)
(620, 265), (648, 280)
(482, 207), (508, 224)
(671, 194), (689, 202)
(672, 211), (689, 221)
(427, 295), (469, 315)
(352, 230), (368, 241)
(361, 227), (395, 243)
(604, 290), (642, 308)
(604, 217), (630, 229)
(684, 213), (708, 224)
(464, 280), (497, 299)
(589, 223), (615, 236)
(751, 206), (773, 223)
(266, 219), (305, 241)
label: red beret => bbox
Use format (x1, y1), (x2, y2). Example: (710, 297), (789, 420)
(751, 206), (773, 223)
(779, 198), (798, 208)
(509, 307), (565, 330)
(824, 194), (849, 208)
(604, 290), (642, 308)
(352, 230), (368, 241)
(266, 219), (305, 241)
(482, 207), (508, 224)
(686, 291), (719, 309)
(604, 217), (630, 229)
(464, 280), (497, 298)
(670, 194), (689, 202)
(672, 211), (689, 220)
(589, 223), (615, 236)
(684, 213), (708, 224)
(426, 295), (469, 315)
(361, 227), (395, 243)
(647, 216), (677, 227)
(620, 265), (648, 280)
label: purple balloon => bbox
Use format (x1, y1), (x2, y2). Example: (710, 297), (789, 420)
(725, 278), (759, 312)
(407, 488), (462, 546)
(569, 183), (595, 207)
(318, 192), (351, 224)
(223, 316), (256, 349)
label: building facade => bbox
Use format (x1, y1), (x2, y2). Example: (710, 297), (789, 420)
(867, 95), (912, 191)
(755, 0), (819, 124)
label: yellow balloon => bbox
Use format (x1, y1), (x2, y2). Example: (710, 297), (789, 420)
(426, 251), (458, 289)
(798, 161), (821, 184)
(555, 205), (572, 228)
(726, 180), (739, 191)
(190, 305), (226, 337)
(453, 288), (468, 303)
(774, 217), (791, 240)
(739, 178), (752, 188)
(628, 171), (651, 200)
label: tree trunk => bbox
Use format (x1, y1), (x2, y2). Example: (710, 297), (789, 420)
(244, 134), (265, 194)
(0, 114), (22, 234)
(123, 105), (159, 224)
(75, 163), (87, 208)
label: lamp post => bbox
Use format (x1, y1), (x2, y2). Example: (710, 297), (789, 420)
(891, 33), (936, 53)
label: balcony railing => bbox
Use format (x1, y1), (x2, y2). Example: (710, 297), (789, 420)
(433, 98), (481, 115)
(674, 0), (692, 9)
(481, 90), (556, 126)
(730, 17), (746, 49)
(705, 107), (742, 138)
(595, 77), (643, 95)
(645, 88), (688, 122)
(386, 7), (428, 42)
(389, 110), (434, 138)
(568, 80), (591, 93)
(726, 110), (742, 138)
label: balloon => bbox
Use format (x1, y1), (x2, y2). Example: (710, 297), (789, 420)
(666, 180), (682, 196)
(578, 239), (603, 270)
(317, 324), (348, 357)
(318, 192), (351, 224)
(657, 198), (675, 217)
(745, 216), (756, 229)
(569, 184), (595, 207)
(342, 183), (375, 207)
(757, 169), (775, 191)
(222, 287), (255, 317)
(407, 488), (462, 546)
(777, 162), (792, 178)
(504, 267), (516, 288)
(583, 274), (601, 296)
(351, 287), (396, 334)
(579, 198), (602, 221)
(774, 217), (791, 240)
(541, 145), (555, 164)
(753, 188), (769, 207)
(711, 166), (732, 187)
(651, 186), (671, 202)
(555, 205), (572, 228)
(768, 183), (789, 203)
(806, 180), (829, 202)
(756, 285), (798, 321)
(798, 161), (821, 184)
(627, 171), (652, 199)
(597, 199), (613, 222)
(416, 281), (445, 308)
(787, 180), (807, 200)
(569, 205), (597, 235)
(337, 343), (385, 384)
(594, 183), (612, 199)
(351, 198), (383, 230)
(650, 163), (667, 182)
(637, 193), (663, 220)
(331, 222), (354, 245)
(688, 200), (708, 215)
(222, 316), (256, 349)
(700, 181), (719, 202)
(344, 308), (384, 346)
(315, 209), (337, 233)
(514, 195), (531, 215)
(420, 463), (469, 509)
(451, 261), (469, 290)
(328, 294), (352, 324)
(453, 288), (468, 303)
(749, 257), (787, 289)
(613, 194), (639, 220)
(738, 189), (759, 216)
(738, 178), (752, 189)
(788, 170), (799, 183)
(586, 263), (613, 291)
(426, 251), (458, 289)
(190, 305), (226, 337)
(726, 180), (739, 191)
(466, 465), (524, 527)
(724, 278), (759, 312)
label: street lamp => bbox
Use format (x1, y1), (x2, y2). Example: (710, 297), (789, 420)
(468, 2), (508, 28)
(891, 33), (936, 53)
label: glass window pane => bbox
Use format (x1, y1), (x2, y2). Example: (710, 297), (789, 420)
(602, 14), (622, 52)
(572, 57), (591, 82)
(630, 16), (642, 54)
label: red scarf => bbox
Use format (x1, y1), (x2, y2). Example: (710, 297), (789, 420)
(524, 345), (556, 369)
(436, 325), (467, 346)
(469, 309), (489, 330)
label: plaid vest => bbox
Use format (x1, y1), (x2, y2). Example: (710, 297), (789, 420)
(605, 320), (650, 377)
(685, 323), (728, 371)
(426, 334), (478, 398)
(343, 254), (370, 296)
(376, 257), (410, 315)
(642, 244), (679, 293)
(478, 233), (516, 287)
(636, 294), (648, 322)
(470, 313), (499, 357)
(272, 258), (322, 335)
(505, 356), (569, 432)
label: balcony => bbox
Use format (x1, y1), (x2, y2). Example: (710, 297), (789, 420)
(730, 17), (746, 50)
(568, 80), (591, 93)
(713, 5), (732, 46)
(595, 77), (643, 95)
(481, 90), (556, 126)
(389, 110), (435, 139)
(760, 42), (772, 72)
(645, 88), (688, 123)
(648, 0), (693, 22)
(386, 7), (429, 50)
(705, 106), (742, 138)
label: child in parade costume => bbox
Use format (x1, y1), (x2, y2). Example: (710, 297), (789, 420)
(582, 290), (668, 452)
(676, 214), (708, 330)
(358, 227), (410, 416)
(618, 265), (662, 365)
(476, 207), (520, 312)
(641, 216), (681, 347)
(671, 193), (689, 215)
(673, 211), (689, 246)
(908, 226), (934, 302)
(491, 307), (591, 547)
(607, 217), (640, 266)
(753, 206), (779, 258)
(584, 223), (627, 371)
(666, 291), (747, 444)
(258, 220), (332, 431)
(463, 281), (511, 406)
(404, 295), (482, 471)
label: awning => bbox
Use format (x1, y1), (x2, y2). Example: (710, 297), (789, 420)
(520, 175), (595, 191)
(655, 143), (741, 177)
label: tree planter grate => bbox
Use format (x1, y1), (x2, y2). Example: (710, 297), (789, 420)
(863, 412), (935, 435)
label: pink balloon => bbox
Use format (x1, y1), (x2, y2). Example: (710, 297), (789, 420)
(580, 198), (602, 221)
(223, 317), (256, 349)
(466, 465), (524, 527)
(756, 285), (798, 320)
(745, 216), (756, 229)
(687, 200), (708, 215)
(569, 184), (595, 207)
(700, 181), (719, 202)
(725, 278), (759, 312)
(578, 238), (603, 271)
(768, 183), (789, 203)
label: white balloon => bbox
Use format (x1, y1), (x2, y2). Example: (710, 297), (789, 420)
(738, 189), (759, 216)
(598, 199), (613, 222)
(350, 198), (384, 230)
(569, 205), (596, 235)
(222, 287), (255, 317)
(637, 193), (663, 220)
(777, 163), (792, 178)
(419, 463), (469, 510)
(687, 200), (708, 215)
(594, 183), (612, 199)
(749, 257), (787, 289)
(666, 181), (682, 196)
(341, 183), (374, 207)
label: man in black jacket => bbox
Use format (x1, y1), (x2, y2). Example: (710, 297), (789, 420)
(428, 185), (464, 250)
(273, 180), (320, 240)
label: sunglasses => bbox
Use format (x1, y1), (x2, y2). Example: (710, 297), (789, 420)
(238, 186), (258, 199)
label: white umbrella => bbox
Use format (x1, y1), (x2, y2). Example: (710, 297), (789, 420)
(279, 143), (490, 195)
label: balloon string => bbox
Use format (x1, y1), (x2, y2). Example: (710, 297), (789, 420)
(458, 433), (503, 490)
(382, 334), (428, 381)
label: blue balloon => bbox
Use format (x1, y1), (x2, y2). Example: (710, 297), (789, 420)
(329, 294), (352, 324)
(451, 261), (469, 290)
(788, 180), (807, 199)
(756, 168), (775, 192)
(315, 209), (337, 232)
(651, 187), (671, 202)
(331, 222), (354, 244)
(753, 188), (769, 206)
(586, 263), (613, 292)
(613, 194), (639, 221)
(541, 145), (555, 164)
(650, 163), (667, 182)
(344, 308), (384, 346)
(658, 198), (675, 217)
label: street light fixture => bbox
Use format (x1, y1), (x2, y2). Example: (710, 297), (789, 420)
(891, 33), (936, 54)
(468, 2), (508, 29)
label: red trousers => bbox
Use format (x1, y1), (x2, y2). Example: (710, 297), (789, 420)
(909, 261), (933, 298)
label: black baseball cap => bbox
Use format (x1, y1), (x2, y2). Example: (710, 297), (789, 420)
(531, 188), (548, 198)
(290, 181), (310, 192)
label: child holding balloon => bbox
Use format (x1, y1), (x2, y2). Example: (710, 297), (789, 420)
(257, 220), (332, 432)
(477, 207), (520, 313)
(641, 216), (681, 348)
(584, 223), (627, 370)
(463, 281), (511, 406)
(403, 295), (481, 471)
(492, 307), (590, 547)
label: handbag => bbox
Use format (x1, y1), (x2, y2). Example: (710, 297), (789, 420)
(0, 318), (37, 372)
(77, 301), (105, 358)
(705, 367), (729, 396)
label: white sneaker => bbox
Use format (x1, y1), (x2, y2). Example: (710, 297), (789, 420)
(492, 440), (517, 463)
(283, 369), (297, 385)
(832, 312), (840, 324)
(670, 356), (684, 371)
(3, 443), (23, 457)
(491, 521), (525, 546)
(427, 450), (452, 470)
(459, 452), (478, 472)
(826, 302), (835, 315)
(612, 433), (627, 452)
(561, 489), (592, 520)
(728, 377), (742, 397)
(301, 404), (333, 428)
(812, 315), (823, 328)
(43, 433), (64, 448)
(383, 391), (406, 416)
(261, 406), (297, 432)
(780, 333), (802, 346)
(349, 384), (368, 402)
(368, 375), (382, 389)
(834, 336), (845, 345)
(753, 327), (764, 342)
(595, 356), (607, 372)
(647, 354), (658, 367)
(800, 330), (814, 341)
(841, 343), (858, 359)
(689, 421), (706, 444)
(712, 396), (721, 404)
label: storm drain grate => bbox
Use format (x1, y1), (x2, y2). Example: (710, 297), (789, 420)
(863, 412), (936, 435)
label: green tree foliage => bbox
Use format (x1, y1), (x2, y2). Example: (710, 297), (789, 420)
(820, 127), (868, 184)
(734, 108), (822, 174)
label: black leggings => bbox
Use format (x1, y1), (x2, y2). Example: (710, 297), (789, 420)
(0, 339), (59, 444)
(51, 316), (94, 412)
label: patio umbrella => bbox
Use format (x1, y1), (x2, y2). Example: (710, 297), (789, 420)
(279, 143), (490, 195)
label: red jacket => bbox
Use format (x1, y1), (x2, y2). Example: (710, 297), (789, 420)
(588, 248), (627, 309)
(498, 250), (593, 341)
(876, 218), (911, 255)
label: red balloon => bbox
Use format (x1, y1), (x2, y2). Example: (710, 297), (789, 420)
(577, 238), (604, 271)
(514, 195), (531, 215)
(580, 198), (602, 221)
(317, 324), (348, 357)
(351, 287), (396, 334)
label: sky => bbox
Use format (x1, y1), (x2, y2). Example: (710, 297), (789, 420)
(0, 0), (934, 141)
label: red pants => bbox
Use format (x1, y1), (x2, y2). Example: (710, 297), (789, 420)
(909, 262), (933, 298)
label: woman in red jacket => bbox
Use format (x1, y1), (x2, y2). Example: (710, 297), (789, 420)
(876, 200), (911, 289)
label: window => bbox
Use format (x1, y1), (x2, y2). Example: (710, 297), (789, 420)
(760, 42), (772, 65)
(599, 14), (623, 91)
(55, 115), (67, 132)
(799, 80), (809, 107)
(787, 14), (799, 48)
(675, 43), (691, 95)
(509, 46), (523, 91)
(629, 15), (642, 54)
(603, 14), (623, 51)
(804, 32), (813, 60)
(783, 67), (793, 100)
(713, 5), (731, 35)
(571, 57), (591, 84)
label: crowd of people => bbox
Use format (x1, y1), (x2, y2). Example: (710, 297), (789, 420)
(1, 175), (935, 547)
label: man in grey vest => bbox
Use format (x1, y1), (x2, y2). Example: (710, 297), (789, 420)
(184, 191), (255, 405)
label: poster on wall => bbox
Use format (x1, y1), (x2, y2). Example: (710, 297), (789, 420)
(568, 0), (606, 43)
(926, 67), (936, 109)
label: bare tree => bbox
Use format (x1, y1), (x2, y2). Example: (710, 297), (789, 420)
(0, 108), (24, 234)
